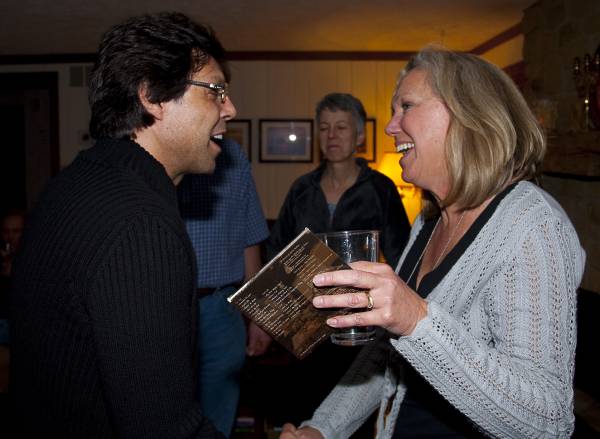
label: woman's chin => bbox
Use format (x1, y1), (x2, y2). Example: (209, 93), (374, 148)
(325, 153), (354, 163)
(399, 166), (420, 187)
(400, 170), (414, 185)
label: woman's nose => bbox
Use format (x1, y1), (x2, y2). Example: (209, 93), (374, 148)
(385, 116), (400, 137)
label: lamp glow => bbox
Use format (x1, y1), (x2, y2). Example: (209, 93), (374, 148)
(377, 152), (422, 224)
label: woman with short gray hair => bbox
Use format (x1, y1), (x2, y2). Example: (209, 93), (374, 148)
(266, 92), (411, 429)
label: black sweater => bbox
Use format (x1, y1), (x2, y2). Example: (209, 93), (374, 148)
(10, 138), (222, 438)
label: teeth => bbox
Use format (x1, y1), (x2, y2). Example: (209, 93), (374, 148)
(395, 142), (414, 153)
(212, 134), (223, 140)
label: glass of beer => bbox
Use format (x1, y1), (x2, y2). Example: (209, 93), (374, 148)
(317, 230), (379, 346)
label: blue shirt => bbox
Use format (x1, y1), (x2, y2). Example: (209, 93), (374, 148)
(178, 139), (269, 288)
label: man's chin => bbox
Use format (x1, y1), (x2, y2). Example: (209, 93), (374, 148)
(194, 158), (216, 175)
(184, 154), (216, 176)
(204, 160), (217, 174)
(191, 141), (220, 175)
(208, 138), (222, 156)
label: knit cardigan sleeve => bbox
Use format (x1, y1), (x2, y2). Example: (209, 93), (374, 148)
(84, 215), (223, 438)
(300, 183), (584, 439)
(301, 336), (392, 438)
(391, 187), (585, 438)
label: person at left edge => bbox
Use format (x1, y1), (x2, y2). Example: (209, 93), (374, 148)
(9, 12), (236, 438)
(178, 137), (271, 437)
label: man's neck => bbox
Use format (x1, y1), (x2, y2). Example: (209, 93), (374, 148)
(133, 129), (180, 184)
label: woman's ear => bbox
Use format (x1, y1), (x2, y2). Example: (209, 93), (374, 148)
(138, 83), (163, 120)
(355, 130), (366, 149)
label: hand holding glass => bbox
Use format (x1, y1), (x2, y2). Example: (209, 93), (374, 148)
(316, 230), (379, 346)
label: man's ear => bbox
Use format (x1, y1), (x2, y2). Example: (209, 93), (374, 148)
(138, 83), (163, 120)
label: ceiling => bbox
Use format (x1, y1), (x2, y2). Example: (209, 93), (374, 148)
(1, 0), (536, 55)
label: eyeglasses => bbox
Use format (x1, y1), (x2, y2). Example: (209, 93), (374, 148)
(186, 80), (228, 103)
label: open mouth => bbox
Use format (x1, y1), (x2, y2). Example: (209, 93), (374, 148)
(395, 142), (415, 153)
(210, 134), (224, 146)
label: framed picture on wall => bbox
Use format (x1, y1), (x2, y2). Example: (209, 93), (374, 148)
(259, 119), (313, 163)
(225, 119), (252, 161)
(355, 118), (376, 162)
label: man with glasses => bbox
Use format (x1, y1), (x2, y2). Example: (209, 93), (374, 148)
(10, 12), (235, 438)
(187, 80), (229, 103)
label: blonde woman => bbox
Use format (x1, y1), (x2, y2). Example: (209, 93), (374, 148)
(281, 48), (585, 439)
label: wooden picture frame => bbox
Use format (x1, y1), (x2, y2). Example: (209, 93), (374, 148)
(259, 119), (313, 163)
(355, 118), (376, 162)
(225, 119), (252, 161)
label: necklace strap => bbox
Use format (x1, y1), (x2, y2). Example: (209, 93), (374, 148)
(406, 211), (466, 288)
(432, 211), (466, 271)
(406, 218), (439, 287)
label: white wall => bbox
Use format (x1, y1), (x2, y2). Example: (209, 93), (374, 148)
(228, 60), (406, 218)
(0, 35), (522, 218)
(228, 39), (522, 219)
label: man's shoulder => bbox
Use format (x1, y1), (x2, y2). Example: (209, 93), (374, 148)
(42, 158), (179, 234)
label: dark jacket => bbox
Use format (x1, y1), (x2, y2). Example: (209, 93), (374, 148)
(267, 158), (410, 267)
(10, 138), (222, 438)
(264, 159), (411, 427)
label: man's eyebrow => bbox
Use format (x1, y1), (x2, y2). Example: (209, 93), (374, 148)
(192, 73), (225, 84)
(204, 75), (226, 84)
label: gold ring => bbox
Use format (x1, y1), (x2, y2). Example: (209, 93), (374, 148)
(366, 292), (374, 310)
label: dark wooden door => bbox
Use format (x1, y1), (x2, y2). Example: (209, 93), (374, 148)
(0, 72), (59, 212)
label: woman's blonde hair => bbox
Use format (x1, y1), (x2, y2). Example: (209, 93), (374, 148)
(399, 47), (546, 211)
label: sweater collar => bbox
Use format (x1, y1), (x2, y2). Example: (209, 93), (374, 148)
(80, 137), (177, 207)
(399, 182), (518, 297)
(310, 157), (372, 187)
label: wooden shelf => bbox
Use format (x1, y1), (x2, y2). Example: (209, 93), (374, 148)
(543, 131), (600, 178)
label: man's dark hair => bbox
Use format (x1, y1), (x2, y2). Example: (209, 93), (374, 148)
(89, 12), (228, 139)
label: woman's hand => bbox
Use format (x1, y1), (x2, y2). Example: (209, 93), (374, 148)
(312, 261), (428, 336)
(279, 423), (324, 439)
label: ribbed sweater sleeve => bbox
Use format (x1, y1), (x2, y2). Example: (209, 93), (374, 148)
(86, 214), (222, 438)
(10, 138), (225, 437)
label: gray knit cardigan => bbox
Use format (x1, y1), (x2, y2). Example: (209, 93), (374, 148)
(303, 181), (585, 438)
